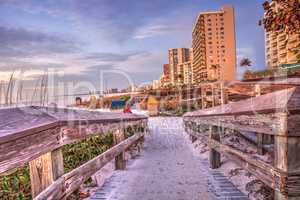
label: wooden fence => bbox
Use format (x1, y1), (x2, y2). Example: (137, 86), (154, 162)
(0, 106), (148, 199)
(184, 86), (300, 200)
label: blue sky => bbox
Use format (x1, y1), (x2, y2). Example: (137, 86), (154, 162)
(0, 0), (266, 90)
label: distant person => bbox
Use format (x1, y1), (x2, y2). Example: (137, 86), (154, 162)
(123, 104), (132, 113)
(75, 97), (82, 106)
(88, 95), (97, 109)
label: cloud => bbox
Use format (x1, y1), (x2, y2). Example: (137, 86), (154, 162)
(133, 12), (193, 40)
(134, 24), (175, 39)
(116, 52), (165, 74)
(80, 52), (142, 62)
(0, 26), (79, 58)
(1, 0), (189, 44)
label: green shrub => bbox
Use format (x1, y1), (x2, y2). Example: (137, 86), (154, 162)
(0, 133), (115, 200)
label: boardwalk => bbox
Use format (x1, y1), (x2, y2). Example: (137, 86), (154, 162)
(90, 117), (248, 200)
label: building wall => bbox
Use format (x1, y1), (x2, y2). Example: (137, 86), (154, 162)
(183, 61), (193, 85)
(168, 48), (192, 85)
(163, 64), (171, 83)
(192, 5), (236, 84)
(265, 3), (300, 69)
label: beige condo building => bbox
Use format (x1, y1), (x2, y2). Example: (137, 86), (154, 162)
(265, 2), (300, 69)
(168, 48), (192, 85)
(177, 61), (193, 85)
(192, 5), (236, 84)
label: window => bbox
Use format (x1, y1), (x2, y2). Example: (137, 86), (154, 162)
(208, 28), (212, 31)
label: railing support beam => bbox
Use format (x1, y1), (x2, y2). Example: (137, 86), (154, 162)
(274, 113), (300, 200)
(209, 126), (221, 169)
(113, 129), (126, 170)
(29, 148), (64, 198)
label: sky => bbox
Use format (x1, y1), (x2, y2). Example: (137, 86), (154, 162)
(0, 0), (267, 92)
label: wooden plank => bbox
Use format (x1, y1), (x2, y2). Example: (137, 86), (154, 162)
(51, 148), (64, 180)
(113, 129), (126, 170)
(29, 152), (54, 198)
(0, 119), (147, 175)
(0, 126), (61, 175)
(29, 148), (64, 198)
(184, 87), (300, 118)
(209, 126), (221, 169)
(184, 114), (281, 136)
(0, 106), (146, 144)
(34, 132), (144, 200)
(257, 133), (264, 155)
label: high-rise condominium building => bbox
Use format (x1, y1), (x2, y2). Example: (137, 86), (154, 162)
(192, 5), (236, 84)
(177, 61), (193, 85)
(265, 2), (300, 69)
(168, 48), (192, 85)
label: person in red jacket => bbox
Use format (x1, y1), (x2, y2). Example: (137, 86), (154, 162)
(123, 104), (132, 113)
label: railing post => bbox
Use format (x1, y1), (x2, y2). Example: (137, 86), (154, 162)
(29, 148), (64, 198)
(255, 84), (271, 155)
(209, 125), (221, 169)
(257, 133), (265, 155)
(274, 113), (300, 200)
(51, 148), (64, 180)
(113, 129), (126, 170)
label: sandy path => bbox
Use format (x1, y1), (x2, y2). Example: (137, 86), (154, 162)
(89, 117), (248, 200)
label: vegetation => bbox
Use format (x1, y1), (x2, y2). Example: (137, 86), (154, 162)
(240, 58), (252, 67)
(243, 67), (300, 80)
(0, 167), (31, 200)
(63, 134), (114, 173)
(0, 133), (114, 200)
(259, 0), (300, 34)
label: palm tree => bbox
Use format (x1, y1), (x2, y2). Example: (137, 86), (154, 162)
(240, 58), (252, 67)
(240, 58), (253, 80)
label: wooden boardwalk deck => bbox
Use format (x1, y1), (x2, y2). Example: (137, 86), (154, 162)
(89, 117), (248, 200)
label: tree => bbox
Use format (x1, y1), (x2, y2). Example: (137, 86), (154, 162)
(259, 0), (300, 34)
(240, 58), (252, 67)
(240, 58), (253, 80)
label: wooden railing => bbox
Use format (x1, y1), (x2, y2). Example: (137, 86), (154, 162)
(183, 86), (300, 200)
(0, 106), (148, 199)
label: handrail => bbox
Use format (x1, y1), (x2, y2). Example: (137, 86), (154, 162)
(184, 86), (300, 199)
(34, 132), (145, 200)
(0, 106), (148, 199)
(184, 87), (300, 117)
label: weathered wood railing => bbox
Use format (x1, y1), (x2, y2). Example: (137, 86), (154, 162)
(184, 86), (300, 200)
(0, 106), (148, 199)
